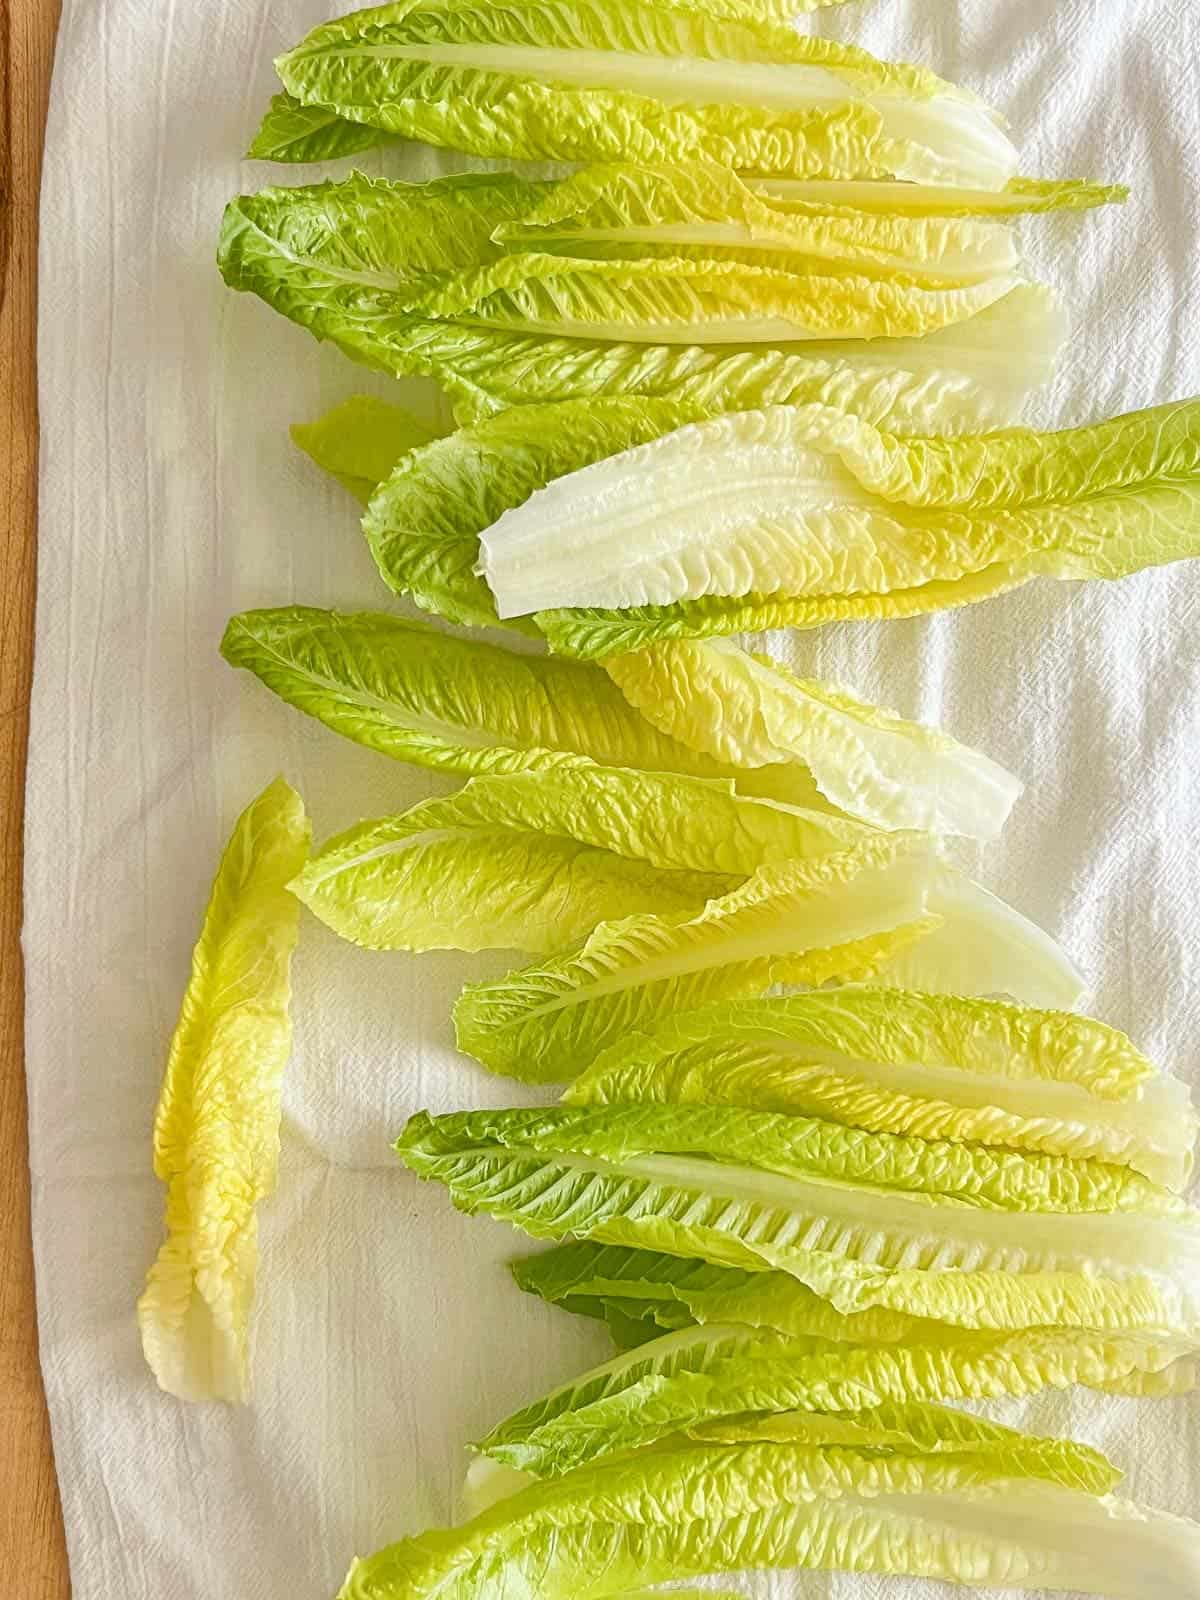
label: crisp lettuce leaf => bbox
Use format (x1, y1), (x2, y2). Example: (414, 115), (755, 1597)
(402, 1101), (1183, 1216)
(291, 394), (439, 503)
(397, 1106), (1200, 1326)
(339, 1433), (1200, 1600)
(292, 811), (733, 955)
(513, 1240), (1199, 1339)
(685, 1404), (1106, 1461)
(352, 388), (1075, 631)
(566, 987), (1194, 1189)
(220, 607), (836, 807)
(272, 0), (1017, 188)
(452, 834), (936, 1080)
(496, 161), (1022, 286)
(453, 829), (1082, 1076)
(412, 249), (1026, 345)
(283, 705), (1067, 997)
(409, 283), (1062, 430)
(472, 399), (1200, 641)
(246, 91), (391, 162)
(748, 174), (1128, 215)
(606, 636), (1023, 838)
(470, 1318), (1184, 1481)
(223, 166), (1031, 355)
(137, 778), (310, 1402)
(290, 766), (862, 953)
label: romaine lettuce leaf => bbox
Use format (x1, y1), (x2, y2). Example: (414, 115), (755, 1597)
(496, 160), (1023, 286)
(412, 249), (1026, 345)
(291, 394), (439, 504)
(220, 606), (792, 787)
(470, 1318), (1185, 1481)
(452, 834), (937, 1079)
(470, 398), (1200, 641)
(404, 1101), (1183, 1216)
(397, 1106), (1200, 1325)
(747, 174), (1128, 215)
(290, 766), (862, 953)
(271, 0), (1018, 188)
(220, 166), (1033, 355)
(338, 1429), (1200, 1600)
(566, 987), (1194, 1188)
(513, 1240), (1198, 1339)
(292, 813), (733, 955)
(605, 636), (1023, 838)
(354, 386), (1089, 631)
(453, 839), (1083, 1067)
(137, 778), (311, 1402)
(366, 385), (1121, 634)
(246, 91), (392, 162)
(412, 282), (1063, 429)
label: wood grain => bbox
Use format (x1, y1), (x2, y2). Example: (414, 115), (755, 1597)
(0, 0), (69, 1593)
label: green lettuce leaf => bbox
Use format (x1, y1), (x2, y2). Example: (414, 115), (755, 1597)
(416, 282), (1063, 429)
(219, 606), (825, 807)
(470, 1318), (1182, 1481)
(272, 0), (1018, 188)
(290, 766), (863, 953)
(403, 1101), (1183, 1215)
(747, 174), (1128, 215)
(246, 91), (392, 162)
(452, 834), (937, 1080)
(337, 1431), (1200, 1600)
(397, 1107), (1200, 1325)
(225, 608), (1074, 1005)
(512, 1240), (1199, 1339)
(137, 778), (311, 1402)
(605, 636), (1023, 838)
(291, 811), (732, 956)
(291, 394), (440, 503)
(412, 249), (1027, 345)
(495, 160), (1023, 286)
(468, 398), (1200, 647)
(683, 1403), (1107, 1462)
(566, 986), (1194, 1189)
(452, 839), (1083, 1061)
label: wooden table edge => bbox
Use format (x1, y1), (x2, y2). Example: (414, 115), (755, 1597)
(2, 0), (69, 1593)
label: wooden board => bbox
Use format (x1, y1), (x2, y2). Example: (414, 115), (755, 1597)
(0, 0), (69, 1592)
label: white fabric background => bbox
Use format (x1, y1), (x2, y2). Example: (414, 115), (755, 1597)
(26, 0), (1200, 1596)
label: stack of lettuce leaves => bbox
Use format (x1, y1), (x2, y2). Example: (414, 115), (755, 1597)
(288, 767), (1082, 1014)
(219, 161), (1113, 428)
(346, 391), (1200, 656)
(221, 603), (1025, 837)
(208, 7), (1200, 1598)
